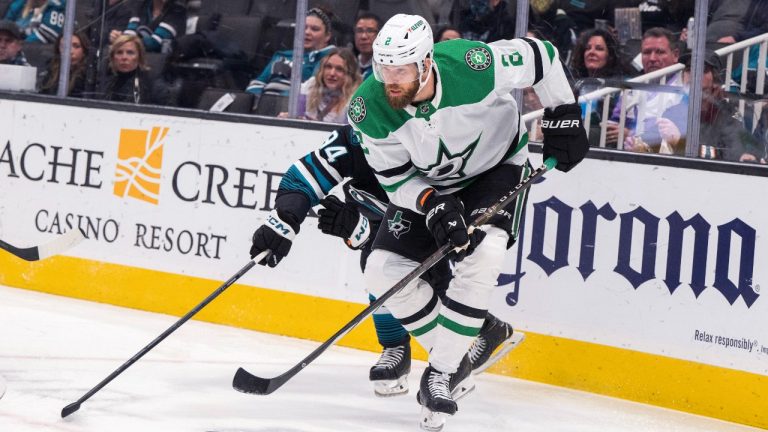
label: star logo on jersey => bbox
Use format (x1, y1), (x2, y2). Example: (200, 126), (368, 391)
(349, 96), (366, 123)
(387, 211), (411, 239)
(413, 134), (480, 181)
(465, 47), (492, 71)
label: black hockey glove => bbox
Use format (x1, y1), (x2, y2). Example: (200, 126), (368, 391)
(250, 209), (300, 267)
(317, 195), (372, 249)
(541, 103), (589, 172)
(420, 189), (485, 262)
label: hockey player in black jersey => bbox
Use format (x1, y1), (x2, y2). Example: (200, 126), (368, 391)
(248, 125), (524, 397)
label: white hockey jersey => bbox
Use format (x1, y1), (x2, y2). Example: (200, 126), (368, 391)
(348, 37), (575, 212)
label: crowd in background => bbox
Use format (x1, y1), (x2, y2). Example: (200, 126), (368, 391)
(0, 0), (766, 163)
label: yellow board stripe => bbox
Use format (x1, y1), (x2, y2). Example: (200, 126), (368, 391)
(0, 253), (765, 429)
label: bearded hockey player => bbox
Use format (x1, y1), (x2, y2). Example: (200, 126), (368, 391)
(348, 14), (588, 431)
(248, 125), (525, 399)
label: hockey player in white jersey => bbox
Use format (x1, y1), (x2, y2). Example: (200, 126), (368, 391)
(247, 125), (524, 398)
(348, 14), (589, 431)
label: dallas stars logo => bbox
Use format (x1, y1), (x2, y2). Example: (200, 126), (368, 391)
(413, 134), (480, 180)
(465, 47), (492, 71)
(387, 211), (411, 239)
(349, 97), (366, 123)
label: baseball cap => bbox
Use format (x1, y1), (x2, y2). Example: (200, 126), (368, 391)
(0, 20), (22, 40)
(680, 50), (722, 73)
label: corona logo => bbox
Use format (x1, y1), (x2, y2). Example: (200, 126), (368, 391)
(113, 127), (168, 204)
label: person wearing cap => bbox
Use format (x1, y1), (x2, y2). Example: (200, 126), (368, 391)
(0, 19), (30, 66)
(246, 7), (336, 99)
(654, 50), (762, 161)
(3, 0), (67, 44)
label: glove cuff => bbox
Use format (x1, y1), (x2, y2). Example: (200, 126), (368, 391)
(345, 215), (371, 249)
(266, 209), (299, 241)
(416, 188), (437, 214)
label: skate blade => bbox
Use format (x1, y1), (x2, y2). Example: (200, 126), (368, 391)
(419, 406), (450, 432)
(451, 375), (476, 401)
(373, 375), (409, 397)
(472, 332), (526, 375)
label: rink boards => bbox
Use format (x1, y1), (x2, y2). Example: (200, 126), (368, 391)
(0, 96), (766, 428)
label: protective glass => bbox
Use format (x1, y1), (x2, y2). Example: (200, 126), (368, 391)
(373, 62), (419, 84)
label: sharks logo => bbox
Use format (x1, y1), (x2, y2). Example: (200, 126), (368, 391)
(387, 211), (411, 239)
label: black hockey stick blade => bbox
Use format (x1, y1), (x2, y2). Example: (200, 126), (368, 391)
(61, 252), (267, 418)
(0, 228), (85, 261)
(232, 157), (558, 395)
(61, 401), (81, 418)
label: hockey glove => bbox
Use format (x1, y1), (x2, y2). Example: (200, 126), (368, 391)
(250, 209), (300, 267)
(541, 103), (589, 172)
(420, 189), (486, 262)
(317, 195), (371, 249)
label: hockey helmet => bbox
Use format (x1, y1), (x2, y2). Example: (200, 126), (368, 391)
(372, 14), (433, 91)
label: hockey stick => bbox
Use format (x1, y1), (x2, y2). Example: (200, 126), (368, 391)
(0, 229), (85, 261)
(232, 157), (558, 396)
(61, 251), (268, 418)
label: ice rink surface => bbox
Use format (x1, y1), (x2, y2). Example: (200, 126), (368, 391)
(0, 285), (761, 432)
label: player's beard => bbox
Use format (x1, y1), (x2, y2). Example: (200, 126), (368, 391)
(385, 81), (419, 110)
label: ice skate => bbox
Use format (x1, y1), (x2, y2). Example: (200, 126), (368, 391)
(417, 355), (474, 431)
(469, 314), (526, 374)
(369, 342), (411, 397)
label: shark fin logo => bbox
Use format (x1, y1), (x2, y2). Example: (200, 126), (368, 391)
(114, 127), (168, 204)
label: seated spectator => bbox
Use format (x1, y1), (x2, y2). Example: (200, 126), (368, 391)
(706, 0), (750, 42)
(246, 7), (336, 97)
(110, 0), (187, 53)
(570, 28), (629, 79)
(353, 12), (381, 80)
(639, 51), (762, 161)
(100, 34), (169, 105)
(4, 0), (66, 44)
(716, 0), (768, 44)
(0, 19), (29, 65)
(611, 27), (684, 148)
(279, 48), (362, 124)
(38, 31), (88, 96)
(570, 28), (631, 146)
(435, 25), (462, 42)
(458, 0), (514, 43)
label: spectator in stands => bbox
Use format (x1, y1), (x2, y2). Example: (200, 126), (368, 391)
(611, 27), (684, 148)
(100, 34), (169, 105)
(279, 48), (362, 124)
(570, 28), (631, 146)
(570, 28), (629, 79)
(353, 12), (381, 80)
(246, 7), (336, 98)
(458, 0), (515, 43)
(652, 51), (762, 161)
(435, 25), (462, 42)
(716, 0), (768, 43)
(706, 0), (750, 42)
(110, 0), (187, 53)
(0, 19), (29, 65)
(38, 31), (88, 97)
(4, 0), (66, 43)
